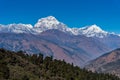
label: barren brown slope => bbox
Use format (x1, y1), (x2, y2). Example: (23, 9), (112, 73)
(85, 48), (120, 77)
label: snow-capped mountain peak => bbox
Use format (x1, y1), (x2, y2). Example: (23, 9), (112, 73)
(0, 23), (34, 33)
(85, 24), (103, 32)
(34, 16), (60, 28)
(78, 24), (108, 38)
(33, 16), (69, 33)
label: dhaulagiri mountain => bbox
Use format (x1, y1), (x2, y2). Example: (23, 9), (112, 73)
(0, 16), (115, 38)
(85, 48), (120, 77)
(0, 48), (119, 80)
(0, 16), (120, 67)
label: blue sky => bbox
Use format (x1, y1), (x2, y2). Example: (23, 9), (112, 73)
(0, 0), (120, 34)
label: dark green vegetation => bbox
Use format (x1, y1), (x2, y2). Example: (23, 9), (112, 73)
(0, 48), (119, 80)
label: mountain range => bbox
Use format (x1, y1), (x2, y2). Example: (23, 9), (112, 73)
(0, 16), (116, 38)
(0, 16), (120, 67)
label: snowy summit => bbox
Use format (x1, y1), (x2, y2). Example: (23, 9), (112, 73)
(79, 24), (108, 38)
(34, 16), (60, 28)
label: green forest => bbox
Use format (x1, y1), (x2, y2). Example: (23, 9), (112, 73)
(0, 48), (119, 80)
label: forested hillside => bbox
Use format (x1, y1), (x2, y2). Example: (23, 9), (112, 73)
(0, 48), (119, 80)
